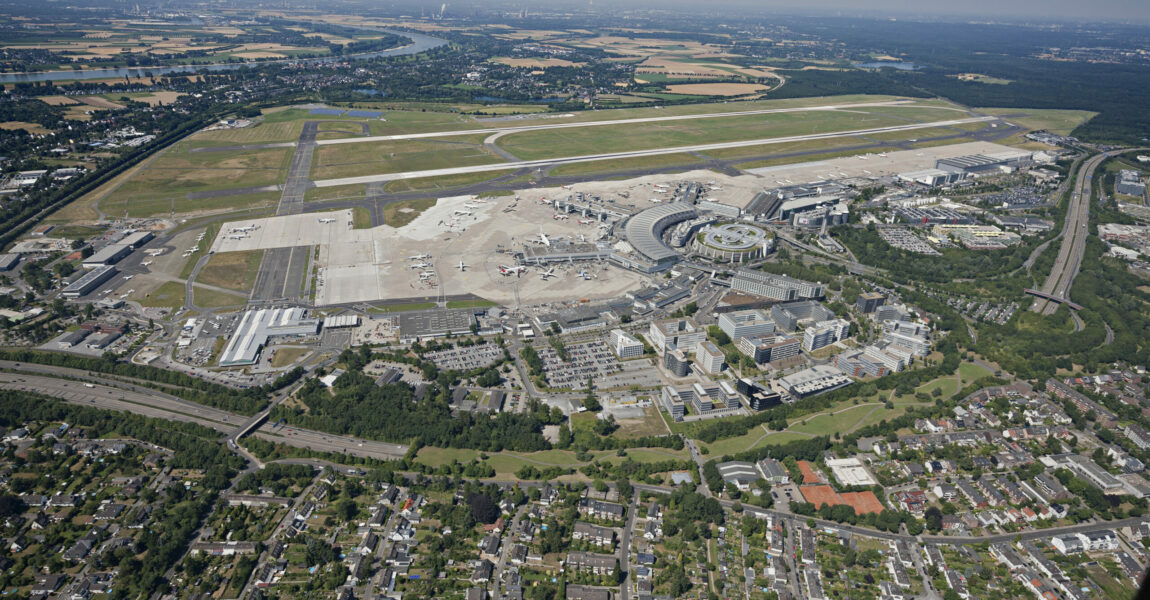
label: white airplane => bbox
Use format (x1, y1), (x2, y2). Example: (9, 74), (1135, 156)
(534, 229), (551, 247)
(561, 185), (573, 190)
(649, 198), (663, 203)
(464, 203), (482, 209)
(318, 218), (337, 224)
(410, 262), (429, 269)
(578, 219), (595, 225)
(878, 153), (888, 158)
(408, 253), (431, 260)
(653, 184), (669, 190)
(578, 233), (586, 243)
(578, 269), (592, 280)
(457, 260), (467, 271)
(539, 268), (556, 280)
(141, 261), (152, 266)
(419, 271), (435, 279)
(230, 225), (257, 233)
(454, 209), (472, 216)
(499, 265), (526, 277)
(122, 275), (133, 280)
(553, 214), (568, 220)
(227, 234), (247, 240)
(538, 198), (551, 205)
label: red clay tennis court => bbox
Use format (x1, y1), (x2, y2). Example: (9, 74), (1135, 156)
(796, 460), (821, 484)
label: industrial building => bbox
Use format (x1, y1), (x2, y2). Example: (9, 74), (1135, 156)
(62, 266), (118, 298)
(398, 309), (478, 342)
(627, 284), (690, 312)
(609, 329), (644, 359)
(520, 241), (612, 265)
(0, 254), (20, 271)
(219, 307), (321, 367)
(897, 168), (963, 187)
(730, 270), (824, 302)
(936, 150), (1033, 176)
(792, 202), (849, 229)
(118, 231), (155, 250)
(82, 244), (133, 268)
(718, 309), (775, 341)
(1116, 170), (1146, 197)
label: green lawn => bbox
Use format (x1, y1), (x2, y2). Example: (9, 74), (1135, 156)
(548, 152), (705, 177)
(193, 286), (247, 308)
(959, 362), (993, 383)
(975, 107), (1097, 136)
(310, 134), (505, 180)
(383, 197), (437, 227)
(367, 302), (437, 313)
(304, 183), (366, 203)
(383, 170), (516, 194)
(196, 249), (264, 292)
(788, 404), (883, 435)
(139, 281), (186, 310)
(445, 299), (498, 309)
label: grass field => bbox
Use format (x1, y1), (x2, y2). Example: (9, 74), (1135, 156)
(196, 250), (264, 292)
(383, 197), (438, 227)
(304, 183), (366, 203)
(140, 281), (186, 310)
(352, 206), (372, 229)
(310, 134), (504, 180)
(789, 404), (883, 436)
(699, 135), (877, 160)
(179, 223), (219, 280)
(444, 299), (498, 309)
(384, 170), (516, 193)
(415, 444), (687, 477)
(367, 302), (436, 313)
(100, 143), (289, 217)
(735, 146), (902, 170)
(959, 362), (993, 382)
(192, 286), (247, 308)
(189, 120), (304, 146)
(975, 107), (1097, 136)
(270, 347), (310, 368)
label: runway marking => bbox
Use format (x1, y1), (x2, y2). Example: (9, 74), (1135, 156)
(312, 116), (998, 188)
(314, 99), (921, 146)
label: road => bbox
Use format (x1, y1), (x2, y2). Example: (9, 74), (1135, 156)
(312, 116), (998, 188)
(1032, 147), (1148, 315)
(314, 99), (923, 147)
(0, 372), (236, 432)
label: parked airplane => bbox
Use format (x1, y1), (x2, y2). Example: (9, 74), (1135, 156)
(227, 234), (247, 240)
(578, 269), (592, 280)
(408, 253), (431, 260)
(578, 219), (595, 225)
(318, 217), (337, 224)
(122, 275), (133, 280)
(453, 209), (472, 216)
(457, 260), (467, 271)
(539, 268), (556, 280)
(410, 262), (429, 269)
(464, 203), (482, 209)
(419, 271), (435, 279)
(553, 214), (568, 220)
(499, 265), (527, 276)
(141, 261), (152, 267)
(533, 229), (551, 247)
(561, 185), (573, 190)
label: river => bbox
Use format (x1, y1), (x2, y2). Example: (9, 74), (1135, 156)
(0, 29), (447, 84)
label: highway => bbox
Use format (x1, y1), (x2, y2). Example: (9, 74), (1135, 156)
(251, 424), (409, 461)
(312, 116), (999, 188)
(314, 99), (923, 146)
(1032, 147), (1149, 315)
(0, 372), (237, 432)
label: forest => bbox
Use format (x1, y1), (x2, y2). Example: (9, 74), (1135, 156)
(269, 372), (561, 452)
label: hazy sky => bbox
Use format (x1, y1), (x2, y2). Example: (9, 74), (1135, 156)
(611, 0), (1150, 24)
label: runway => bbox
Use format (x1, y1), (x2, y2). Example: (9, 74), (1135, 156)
(249, 245), (310, 302)
(314, 99), (923, 146)
(312, 116), (998, 188)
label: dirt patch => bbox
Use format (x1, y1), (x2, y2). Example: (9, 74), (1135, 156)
(76, 96), (125, 110)
(134, 91), (184, 106)
(637, 57), (732, 77)
(494, 57), (584, 69)
(39, 95), (79, 106)
(0, 121), (50, 134)
(665, 83), (767, 96)
(797, 460), (821, 484)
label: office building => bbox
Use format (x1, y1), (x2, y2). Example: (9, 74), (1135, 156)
(771, 300), (833, 332)
(663, 344), (691, 377)
(648, 318), (706, 355)
(730, 269), (824, 302)
(695, 341), (725, 374)
(1117, 170), (1146, 197)
(661, 386), (687, 421)
(856, 292), (885, 314)
(802, 319), (850, 352)
(737, 335), (800, 365)
(609, 329), (644, 359)
(718, 309), (775, 341)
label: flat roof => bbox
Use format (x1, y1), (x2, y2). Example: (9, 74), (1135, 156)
(84, 244), (131, 265)
(397, 308), (476, 338)
(219, 307), (320, 366)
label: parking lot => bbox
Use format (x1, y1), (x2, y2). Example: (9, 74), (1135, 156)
(594, 359), (663, 391)
(425, 343), (504, 371)
(536, 341), (621, 389)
